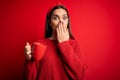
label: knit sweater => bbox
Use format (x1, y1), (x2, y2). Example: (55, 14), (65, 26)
(23, 39), (85, 80)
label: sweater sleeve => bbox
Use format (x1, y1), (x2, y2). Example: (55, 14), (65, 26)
(23, 59), (37, 80)
(58, 40), (86, 80)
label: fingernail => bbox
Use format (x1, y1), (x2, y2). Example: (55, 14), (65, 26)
(26, 42), (29, 45)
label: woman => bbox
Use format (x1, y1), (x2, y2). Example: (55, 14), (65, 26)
(23, 3), (86, 80)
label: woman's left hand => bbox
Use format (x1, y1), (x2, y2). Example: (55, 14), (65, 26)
(57, 22), (69, 43)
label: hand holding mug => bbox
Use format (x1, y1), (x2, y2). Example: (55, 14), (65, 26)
(24, 42), (32, 60)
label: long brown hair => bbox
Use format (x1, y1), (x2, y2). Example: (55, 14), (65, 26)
(45, 4), (75, 39)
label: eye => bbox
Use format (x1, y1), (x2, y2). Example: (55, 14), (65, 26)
(63, 16), (68, 20)
(52, 16), (59, 20)
(53, 17), (58, 20)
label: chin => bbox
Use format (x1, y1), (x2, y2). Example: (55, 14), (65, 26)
(52, 27), (57, 30)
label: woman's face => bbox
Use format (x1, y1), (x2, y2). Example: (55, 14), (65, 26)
(50, 8), (68, 30)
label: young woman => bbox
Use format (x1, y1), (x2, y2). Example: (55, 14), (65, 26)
(23, 3), (86, 80)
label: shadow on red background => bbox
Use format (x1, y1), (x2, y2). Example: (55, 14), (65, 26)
(0, 0), (120, 80)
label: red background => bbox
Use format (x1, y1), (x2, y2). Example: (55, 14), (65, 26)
(0, 0), (120, 80)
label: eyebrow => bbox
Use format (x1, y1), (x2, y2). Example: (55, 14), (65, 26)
(52, 14), (68, 17)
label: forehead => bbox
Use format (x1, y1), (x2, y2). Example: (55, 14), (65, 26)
(52, 8), (67, 15)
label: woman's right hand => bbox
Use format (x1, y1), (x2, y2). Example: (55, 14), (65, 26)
(24, 42), (32, 60)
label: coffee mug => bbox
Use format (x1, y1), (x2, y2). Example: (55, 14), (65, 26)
(32, 42), (47, 61)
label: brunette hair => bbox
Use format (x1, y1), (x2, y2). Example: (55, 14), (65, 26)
(45, 4), (75, 39)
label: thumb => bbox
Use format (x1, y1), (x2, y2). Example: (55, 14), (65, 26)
(26, 42), (30, 46)
(25, 42), (31, 49)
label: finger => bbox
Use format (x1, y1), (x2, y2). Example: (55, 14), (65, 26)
(56, 27), (59, 35)
(24, 48), (31, 55)
(27, 54), (32, 60)
(62, 22), (66, 33)
(65, 25), (68, 32)
(59, 22), (63, 33)
(58, 23), (61, 33)
(27, 42), (32, 48)
(67, 29), (70, 36)
(66, 28), (69, 33)
(25, 42), (31, 53)
(26, 51), (31, 55)
(26, 42), (29, 45)
(63, 22), (67, 32)
(25, 53), (32, 60)
(57, 27), (60, 41)
(25, 42), (30, 48)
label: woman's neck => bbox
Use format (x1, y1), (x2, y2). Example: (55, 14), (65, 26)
(48, 31), (57, 40)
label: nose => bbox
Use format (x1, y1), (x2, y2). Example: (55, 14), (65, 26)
(59, 21), (62, 23)
(59, 18), (63, 23)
